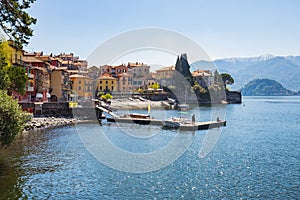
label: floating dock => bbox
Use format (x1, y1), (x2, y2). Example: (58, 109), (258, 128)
(96, 104), (226, 131)
(106, 117), (226, 131)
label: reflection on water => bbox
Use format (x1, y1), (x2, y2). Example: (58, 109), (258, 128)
(0, 97), (299, 199)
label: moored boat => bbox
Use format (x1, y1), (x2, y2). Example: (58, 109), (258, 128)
(163, 117), (191, 129)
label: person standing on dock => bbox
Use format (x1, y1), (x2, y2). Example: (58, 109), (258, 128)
(192, 114), (195, 125)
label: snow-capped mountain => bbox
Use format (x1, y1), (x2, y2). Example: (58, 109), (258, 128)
(192, 55), (300, 91)
(218, 54), (275, 63)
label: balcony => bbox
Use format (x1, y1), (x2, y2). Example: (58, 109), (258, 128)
(26, 86), (34, 92)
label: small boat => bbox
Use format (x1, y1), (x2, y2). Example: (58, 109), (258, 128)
(167, 98), (176, 105)
(127, 113), (150, 119)
(163, 117), (191, 129)
(164, 118), (181, 128)
(106, 113), (151, 124)
(139, 96), (146, 101)
(178, 103), (189, 110)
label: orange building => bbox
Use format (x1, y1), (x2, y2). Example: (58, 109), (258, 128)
(69, 74), (93, 100)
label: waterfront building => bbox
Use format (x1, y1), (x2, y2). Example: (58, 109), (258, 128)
(97, 74), (117, 93)
(69, 74), (93, 100)
(128, 62), (150, 78)
(99, 64), (129, 78)
(21, 53), (51, 102)
(50, 68), (71, 101)
(88, 66), (101, 79)
(117, 73), (133, 93)
(155, 66), (176, 87)
(7, 40), (32, 101)
(99, 65), (112, 76)
(192, 69), (213, 88)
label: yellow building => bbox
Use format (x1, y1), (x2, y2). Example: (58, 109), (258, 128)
(7, 40), (24, 66)
(70, 74), (93, 100)
(97, 75), (117, 92)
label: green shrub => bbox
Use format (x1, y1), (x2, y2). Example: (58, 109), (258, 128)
(0, 90), (26, 146)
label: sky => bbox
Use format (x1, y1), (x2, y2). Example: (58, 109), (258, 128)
(24, 0), (300, 66)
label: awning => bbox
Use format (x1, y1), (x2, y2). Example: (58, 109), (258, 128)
(36, 93), (43, 98)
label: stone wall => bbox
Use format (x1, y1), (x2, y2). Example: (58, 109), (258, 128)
(19, 102), (99, 119)
(226, 91), (242, 104)
(19, 102), (72, 117)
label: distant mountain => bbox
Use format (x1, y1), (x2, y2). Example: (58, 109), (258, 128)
(191, 55), (300, 91)
(241, 79), (295, 96)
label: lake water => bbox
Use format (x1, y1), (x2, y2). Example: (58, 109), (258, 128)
(0, 96), (299, 199)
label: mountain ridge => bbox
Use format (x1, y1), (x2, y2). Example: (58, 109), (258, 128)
(191, 54), (300, 91)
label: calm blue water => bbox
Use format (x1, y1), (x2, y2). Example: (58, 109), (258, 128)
(0, 96), (299, 199)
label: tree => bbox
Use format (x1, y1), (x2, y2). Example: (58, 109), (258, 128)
(0, 0), (37, 49)
(214, 70), (222, 84)
(0, 40), (27, 95)
(193, 81), (207, 94)
(7, 65), (27, 95)
(0, 90), (27, 146)
(101, 93), (113, 100)
(0, 40), (11, 90)
(149, 83), (160, 90)
(175, 54), (194, 86)
(221, 73), (234, 85)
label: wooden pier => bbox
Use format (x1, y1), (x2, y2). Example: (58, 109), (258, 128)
(106, 117), (226, 131)
(96, 104), (226, 131)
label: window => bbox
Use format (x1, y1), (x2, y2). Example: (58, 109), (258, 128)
(100, 80), (102, 84)
(112, 86), (114, 90)
(79, 80), (81, 84)
(79, 86), (81, 90)
(112, 81), (114, 84)
(106, 81), (108, 84)
(100, 86), (102, 90)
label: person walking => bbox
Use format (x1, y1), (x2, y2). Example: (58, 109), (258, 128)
(192, 114), (195, 125)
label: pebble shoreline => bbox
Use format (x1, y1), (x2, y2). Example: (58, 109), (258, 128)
(24, 117), (77, 132)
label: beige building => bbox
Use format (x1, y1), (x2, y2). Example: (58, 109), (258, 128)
(128, 62), (150, 78)
(192, 69), (213, 88)
(155, 66), (176, 87)
(117, 73), (133, 93)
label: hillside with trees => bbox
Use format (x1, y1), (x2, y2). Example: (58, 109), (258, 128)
(241, 79), (296, 96)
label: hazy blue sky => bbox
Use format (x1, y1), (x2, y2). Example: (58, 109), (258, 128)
(25, 0), (300, 65)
